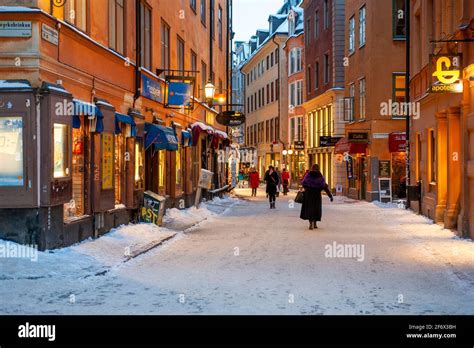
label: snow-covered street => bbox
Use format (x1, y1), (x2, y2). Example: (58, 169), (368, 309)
(1, 189), (474, 315)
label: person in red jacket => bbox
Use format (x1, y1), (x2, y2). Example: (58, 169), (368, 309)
(249, 168), (260, 197)
(281, 168), (290, 195)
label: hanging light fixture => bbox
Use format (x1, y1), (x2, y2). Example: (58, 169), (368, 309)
(204, 81), (216, 102)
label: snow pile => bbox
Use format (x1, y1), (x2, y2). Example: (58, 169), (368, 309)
(163, 205), (216, 227)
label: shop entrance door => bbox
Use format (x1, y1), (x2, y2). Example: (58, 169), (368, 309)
(360, 157), (367, 200)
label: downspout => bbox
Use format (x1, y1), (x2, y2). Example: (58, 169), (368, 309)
(35, 91), (41, 208)
(134, 0), (142, 106)
(405, 0), (411, 208)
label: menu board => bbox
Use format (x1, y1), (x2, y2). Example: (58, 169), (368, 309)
(102, 133), (114, 190)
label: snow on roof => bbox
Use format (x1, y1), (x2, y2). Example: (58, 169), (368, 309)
(0, 80), (32, 90)
(214, 130), (228, 139)
(191, 122), (214, 132)
(0, 6), (41, 13)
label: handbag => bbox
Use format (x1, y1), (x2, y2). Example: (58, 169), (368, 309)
(295, 190), (304, 204)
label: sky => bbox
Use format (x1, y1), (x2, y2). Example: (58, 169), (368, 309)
(233, 0), (282, 42)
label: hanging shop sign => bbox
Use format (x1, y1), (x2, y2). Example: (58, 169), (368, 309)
(346, 156), (354, 179)
(0, 21), (32, 37)
(389, 132), (406, 152)
(41, 23), (58, 45)
(164, 76), (195, 110)
(141, 73), (165, 103)
(293, 141), (305, 150)
(319, 136), (343, 147)
(348, 132), (369, 143)
(379, 160), (391, 178)
(430, 54), (463, 93)
(216, 111), (246, 127)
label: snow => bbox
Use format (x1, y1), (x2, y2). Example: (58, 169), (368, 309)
(0, 6), (41, 13)
(190, 122), (214, 133)
(1, 190), (473, 314)
(0, 80), (31, 89)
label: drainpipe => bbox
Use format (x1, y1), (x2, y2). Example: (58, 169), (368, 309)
(405, 0), (411, 208)
(134, 0), (142, 106)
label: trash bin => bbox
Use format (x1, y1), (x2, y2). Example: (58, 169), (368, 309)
(139, 191), (166, 226)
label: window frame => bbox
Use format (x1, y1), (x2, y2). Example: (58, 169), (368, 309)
(393, 0), (407, 40)
(348, 15), (355, 54)
(359, 5), (366, 48)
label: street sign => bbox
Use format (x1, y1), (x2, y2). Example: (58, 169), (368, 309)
(41, 23), (58, 45)
(0, 21), (32, 37)
(320, 136), (343, 147)
(216, 111), (246, 127)
(294, 141), (305, 150)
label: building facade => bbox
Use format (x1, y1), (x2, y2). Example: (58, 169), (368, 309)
(231, 41), (249, 146)
(241, 5), (293, 178)
(409, 0), (474, 239)
(301, 0), (345, 192)
(339, 0), (407, 201)
(0, 0), (230, 249)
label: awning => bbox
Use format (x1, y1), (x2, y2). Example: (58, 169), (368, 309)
(389, 132), (406, 152)
(181, 130), (193, 147)
(191, 122), (215, 146)
(145, 123), (178, 151)
(115, 112), (137, 136)
(214, 130), (228, 140)
(334, 137), (367, 155)
(72, 99), (98, 129)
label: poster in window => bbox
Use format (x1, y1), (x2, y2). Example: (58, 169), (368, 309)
(102, 133), (114, 190)
(0, 117), (23, 186)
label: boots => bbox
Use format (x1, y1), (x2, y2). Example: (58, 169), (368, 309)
(270, 202), (275, 209)
(309, 221), (313, 230)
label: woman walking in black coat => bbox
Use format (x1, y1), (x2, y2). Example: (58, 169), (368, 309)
(264, 166), (279, 209)
(300, 164), (333, 229)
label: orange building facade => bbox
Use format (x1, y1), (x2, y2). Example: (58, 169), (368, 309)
(0, 0), (230, 249)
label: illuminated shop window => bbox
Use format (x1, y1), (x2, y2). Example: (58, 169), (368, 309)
(176, 146), (181, 185)
(102, 133), (114, 190)
(135, 142), (144, 189)
(0, 117), (23, 186)
(53, 123), (70, 179)
(158, 150), (165, 188)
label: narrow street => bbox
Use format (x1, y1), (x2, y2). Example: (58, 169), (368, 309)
(1, 189), (473, 315)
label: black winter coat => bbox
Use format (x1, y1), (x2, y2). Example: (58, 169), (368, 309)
(299, 171), (333, 222)
(264, 171), (279, 194)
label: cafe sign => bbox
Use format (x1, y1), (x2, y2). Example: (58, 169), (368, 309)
(430, 54), (463, 93)
(320, 136), (343, 147)
(348, 132), (369, 143)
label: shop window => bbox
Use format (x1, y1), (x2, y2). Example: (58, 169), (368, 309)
(65, 122), (86, 219)
(416, 133), (422, 182)
(0, 117), (23, 186)
(158, 150), (166, 189)
(102, 133), (114, 190)
(392, 73), (406, 117)
(53, 123), (70, 179)
(135, 142), (144, 190)
(176, 146), (181, 185)
(114, 133), (124, 205)
(429, 129), (436, 185)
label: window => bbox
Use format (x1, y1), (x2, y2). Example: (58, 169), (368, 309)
(250, 95), (253, 112)
(191, 50), (197, 72)
(359, 6), (366, 47)
(210, 0), (215, 39)
(323, 0), (329, 29)
(158, 150), (165, 188)
(190, 0), (197, 12)
(343, 83), (355, 122)
(0, 117), (23, 186)
(307, 66), (312, 93)
(266, 120), (270, 142)
(139, 2), (152, 70)
(201, 0), (206, 25)
(275, 117), (279, 142)
(266, 84), (270, 104)
(429, 129), (436, 183)
(160, 20), (170, 71)
(270, 52), (274, 66)
(109, 0), (124, 54)
(271, 81), (274, 102)
(416, 133), (422, 182)
(315, 61), (319, 90)
(289, 48), (302, 75)
(65, 0), (87, 32)
(270, 119), (274, 142)
(258, 89), (261, 108)
(276, 78), (279, 100)
(176, 146), (181, 185)
(217, 6), (223, 48)
(359, 78), (366, 119)
(289, 13), (296, 35)
(289, 80), (303, 107)
(392, 73), (406, 117)
(201, 61), (207, 98)
(323, 53), (330, 84)
(177, 36), (185, 71)
(306, 18), (311, 44)
(275, 48), (279, 63)
(290, 117), (303, 142)
(393, 0), (406, 39)
(53, 124), (70, 178)
(314, 10), (319, 38)
(349, 16), (355, 54)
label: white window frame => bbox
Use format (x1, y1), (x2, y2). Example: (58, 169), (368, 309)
(359, 77), (366, 120)
(349, 16), (355, 54)
(359, 5), (366, 47)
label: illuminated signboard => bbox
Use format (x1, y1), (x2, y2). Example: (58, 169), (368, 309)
(430, 54), (463, 93)
(164, 76), (195, 110)
(141, 73), (164, 103)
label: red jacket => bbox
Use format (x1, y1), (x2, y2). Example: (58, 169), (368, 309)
(249, 172), (260, 188)
(281, 171), (290, 182)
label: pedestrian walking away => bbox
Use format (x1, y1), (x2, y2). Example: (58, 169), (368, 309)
(275, 167), (282, 197)
(264, 166), (279, 209)
(282, 168), (290, 195)
(300, 164), (333, 229)
(249, 168), (260, 197)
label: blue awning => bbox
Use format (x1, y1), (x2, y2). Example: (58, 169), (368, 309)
(72, 99), (99, 129)
(115, 112), (137, 136)
(181, 130), (193, 147)
(145, 123), (178, 151)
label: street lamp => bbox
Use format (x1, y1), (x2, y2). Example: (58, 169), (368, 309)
(282, 149), (288, 156)
(205, 81), (216, 106)
(287, 149), (294, 155)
